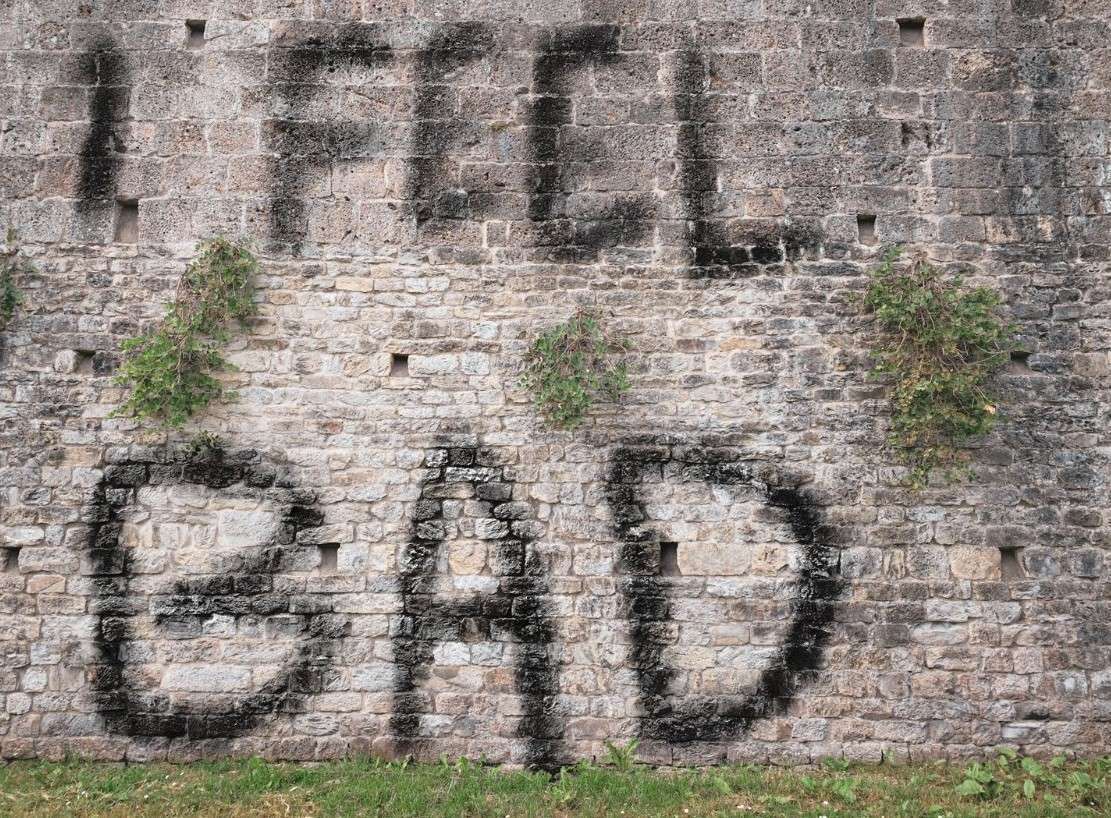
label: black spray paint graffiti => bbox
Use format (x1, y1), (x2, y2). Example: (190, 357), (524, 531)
(266, 25), (394, 254)
(409, 22), (495, 236)
(83, 439), (842, 758)
(390, 440), (563, 770)
(605, 436), (842, 742)
(262, 23), (821, 269)
(672, 46), (822, 278)
(78, 22), (844, 757)
(86, 448), (344, 739)
(525, 24), (656, 262)
(76, 37), (129, 222)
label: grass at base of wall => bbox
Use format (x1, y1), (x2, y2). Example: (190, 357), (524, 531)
(0, 755), (1107, 818)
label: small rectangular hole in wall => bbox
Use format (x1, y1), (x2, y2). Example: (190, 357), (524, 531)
(318, 544), (339, 574)
(75, 349), (96, 375)
(857, 214), (878, 246)
(1008, 349), (1032, 373)
(659, 542), (681, 577)
(186, 20), (206, 49)
(1000, 547), (1024, 581)
(898, 17), (926, 47)
(114, 199), (138, 243)
(390, 353), (409, 377)
(460, 617), (486, 643)
(1, 547), (19, 574)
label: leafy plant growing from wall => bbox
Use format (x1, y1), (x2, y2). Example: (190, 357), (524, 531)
(185, 430), (225, 460)
(0, 229), (30, 331)
(113, 237), (258, 427)
(863, 248), (1013, 487)
(521, 309), (631, 431)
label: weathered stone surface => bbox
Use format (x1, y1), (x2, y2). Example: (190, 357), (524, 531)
(949, 547), (1001, 581)
(0, 0), (1107, 767)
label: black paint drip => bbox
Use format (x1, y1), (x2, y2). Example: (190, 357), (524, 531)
(389, 442), (563, 770)
(76, 38), (128, 218)
(86, 448), (343, 739)
(525, 25), (656, 262)
(605, 436), (842, 742)
(265, 25), (393, 254)
(672, 45), (823, 278)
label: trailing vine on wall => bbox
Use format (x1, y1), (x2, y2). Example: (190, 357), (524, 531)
(0, 229), (29, 331)
(113, 237), (258, 427)
(863, 249), (1013, 487)
(521, 309), (631, 431)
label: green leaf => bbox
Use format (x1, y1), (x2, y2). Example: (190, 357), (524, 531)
(709, 775), (732, 795)
(967, 764), (993, 784)
(1023, 778), (1035, 799)
(955, 779), (985, 798)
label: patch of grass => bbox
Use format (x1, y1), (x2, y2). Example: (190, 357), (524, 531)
(0, 755), (1107, 818)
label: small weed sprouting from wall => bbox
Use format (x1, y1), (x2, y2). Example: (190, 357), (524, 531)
(863, 248), (1013, 487)
(521, 309), (631, 431)
(113, 237), (258, 427)
(185, 430), (225, 459)
(0, 229), (30, 331)
(602, 739), (640, 772)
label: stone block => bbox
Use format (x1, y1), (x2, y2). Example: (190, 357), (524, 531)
(949, 546), (1001, 580)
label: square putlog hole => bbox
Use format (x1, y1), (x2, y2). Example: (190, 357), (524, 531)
(318, 544), (339, 574)
(857, 214), (878, 245)
(659, 541), (681, 577)
(1000, 547), (1024, 581)
(1, 546), (19, 574)
(1008, 349), (1033, 373)
(186, 20), (206, 49)
(898, 17), (926, 47)
(114, 199), (138, 243)
(390, 353), (409, 377)
(75, 349), (96, 375)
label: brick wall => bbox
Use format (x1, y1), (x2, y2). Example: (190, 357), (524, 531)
(0, 0), (1109, 766)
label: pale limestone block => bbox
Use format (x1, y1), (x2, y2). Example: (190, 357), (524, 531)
(750, 542), (789, 574)
(677, 542), (752, 576)
(216, 509), (278, 548)
(161, 665), (252, 693)
(408, 354), (459, 375)
(448, 539), (486, 575)
(118, 522), (152, 549)
(949, 546), (1001, 580)
(336, 276), (374, 292)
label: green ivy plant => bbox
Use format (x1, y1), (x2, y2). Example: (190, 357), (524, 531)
(0, 228), (29, 331)
(113, 237), (258, 427)
(521, 309), (631, 430)
(863, 248), (1013, 487)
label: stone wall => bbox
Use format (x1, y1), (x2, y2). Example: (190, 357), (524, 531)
(0, 0), (1109, 766)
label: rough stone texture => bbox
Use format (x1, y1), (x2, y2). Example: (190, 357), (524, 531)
(0, 0), (1109, 767)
